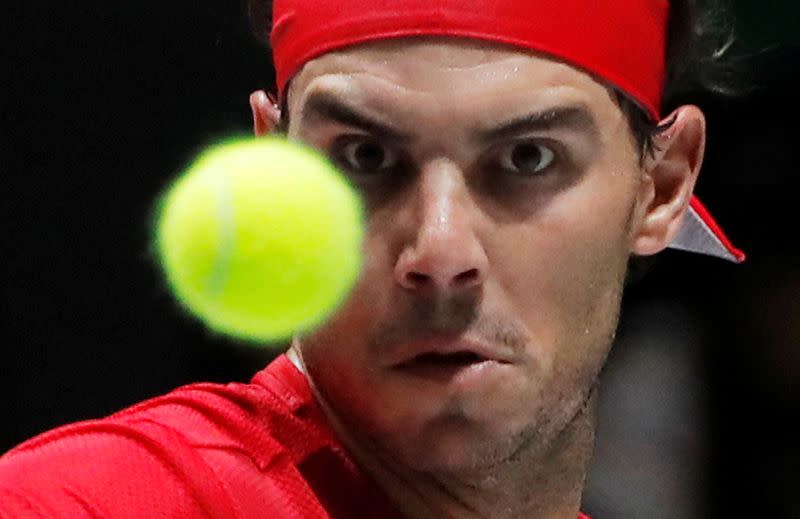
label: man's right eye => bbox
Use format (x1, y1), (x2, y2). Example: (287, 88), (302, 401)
(331, 136), (399, 176)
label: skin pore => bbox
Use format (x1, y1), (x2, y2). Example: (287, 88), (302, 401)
(250, 39), (706, 519)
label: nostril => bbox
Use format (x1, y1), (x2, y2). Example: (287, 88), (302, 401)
(406, 272), (431, 286)
(402, 269), (481, 289)
(453, 268), (480, 286)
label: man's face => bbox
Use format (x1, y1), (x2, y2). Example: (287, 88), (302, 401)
(287, 39), (643, 473)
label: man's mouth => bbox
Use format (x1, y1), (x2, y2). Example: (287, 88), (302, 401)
(402, 350), (487, 368)
(392, 344), (509, 383)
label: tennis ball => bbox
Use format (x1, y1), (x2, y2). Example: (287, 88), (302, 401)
(155, 136), (363, 343)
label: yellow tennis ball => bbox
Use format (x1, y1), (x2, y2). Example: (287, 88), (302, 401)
(155, 136), (363, 343)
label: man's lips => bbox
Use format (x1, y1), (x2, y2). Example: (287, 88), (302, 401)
(387, 337), (514, 370)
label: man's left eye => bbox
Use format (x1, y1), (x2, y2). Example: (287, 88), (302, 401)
(499, 141), (555, 176)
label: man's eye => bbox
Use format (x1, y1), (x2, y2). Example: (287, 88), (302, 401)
(333, 137), (398, 175)
(499, 141), (555, 176)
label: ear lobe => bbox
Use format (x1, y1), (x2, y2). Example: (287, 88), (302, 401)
(631, 105), (706, 256)
(250, 90), (282, 136)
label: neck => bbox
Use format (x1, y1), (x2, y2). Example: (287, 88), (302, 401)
(288, 346), (596, 519)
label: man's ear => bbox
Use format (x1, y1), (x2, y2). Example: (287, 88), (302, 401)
(631, 105), (706, 256)
(250, 90), (281, 136)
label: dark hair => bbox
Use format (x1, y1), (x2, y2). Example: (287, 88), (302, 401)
(247, 0), (738, 160)
(618, 0), (739, 160)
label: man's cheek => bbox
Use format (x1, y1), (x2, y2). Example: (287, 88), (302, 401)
(522, 236), (624, 370)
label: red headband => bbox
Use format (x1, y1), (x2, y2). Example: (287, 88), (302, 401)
(271, 0), (669, 120)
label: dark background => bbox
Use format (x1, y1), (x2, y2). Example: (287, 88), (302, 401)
(4, 1), (799, 517)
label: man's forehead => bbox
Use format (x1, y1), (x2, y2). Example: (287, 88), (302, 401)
(289, 39), (613, 115)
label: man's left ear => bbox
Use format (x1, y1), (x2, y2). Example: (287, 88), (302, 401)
(631, 105), (706, 256)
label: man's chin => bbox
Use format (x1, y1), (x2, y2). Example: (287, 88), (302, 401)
(380, 418), (529, 475)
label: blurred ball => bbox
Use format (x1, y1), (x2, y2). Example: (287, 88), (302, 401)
(155, 136), (363, 344)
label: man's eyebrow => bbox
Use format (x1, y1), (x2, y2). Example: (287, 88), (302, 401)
(477, 106), (598, 142)
(300, 92), (411, 141)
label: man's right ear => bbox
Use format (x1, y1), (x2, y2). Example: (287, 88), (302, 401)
(250, 90), (281, 136)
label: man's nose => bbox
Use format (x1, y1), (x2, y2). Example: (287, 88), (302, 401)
(394, 159), (489, 292)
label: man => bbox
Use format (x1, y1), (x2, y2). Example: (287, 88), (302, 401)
(0, 0), (743, 518)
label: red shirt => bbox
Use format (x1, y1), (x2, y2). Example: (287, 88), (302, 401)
(0, 355), (591, 519)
